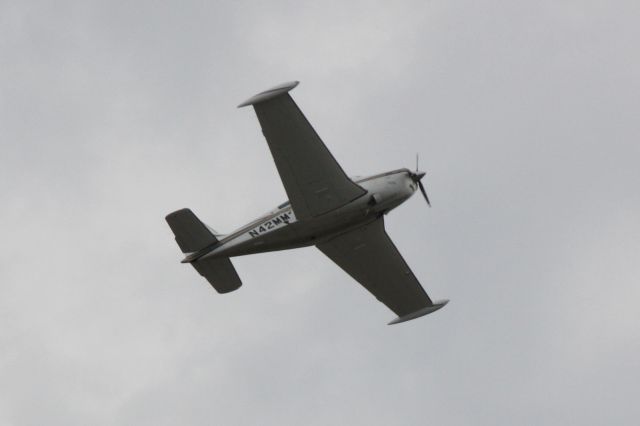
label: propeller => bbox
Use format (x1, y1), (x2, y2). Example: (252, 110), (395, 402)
(411, 154), (431, 207)
(418, 180), (431, 207)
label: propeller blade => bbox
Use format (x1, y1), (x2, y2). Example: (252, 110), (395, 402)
(418, 180), (431, 207)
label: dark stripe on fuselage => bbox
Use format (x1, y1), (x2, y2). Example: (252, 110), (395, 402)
(353, 168), (408, 184)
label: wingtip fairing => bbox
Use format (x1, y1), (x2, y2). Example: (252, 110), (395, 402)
(237, 81), (300, 108)
(387, 299), (449, 325)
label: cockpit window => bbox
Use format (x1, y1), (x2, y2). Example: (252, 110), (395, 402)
(277, 201), (291, 209)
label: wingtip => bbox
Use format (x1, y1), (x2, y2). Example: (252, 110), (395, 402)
(387, 299), (449, 325)
(237, 81), (300, 108)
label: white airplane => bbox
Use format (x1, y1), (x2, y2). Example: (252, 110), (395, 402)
(166, 81), (448, 325)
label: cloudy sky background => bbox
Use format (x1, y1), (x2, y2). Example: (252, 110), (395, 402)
(1, 1), (639, 424)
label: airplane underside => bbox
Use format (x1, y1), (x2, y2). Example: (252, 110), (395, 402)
(166, 81), (448, 325)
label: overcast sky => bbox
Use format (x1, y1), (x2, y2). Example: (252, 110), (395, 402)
(1, 1), (639, 425)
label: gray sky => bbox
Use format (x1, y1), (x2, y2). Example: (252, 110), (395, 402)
(1, 1), (639, 424)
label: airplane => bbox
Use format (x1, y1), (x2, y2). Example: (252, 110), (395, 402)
(166, 81), (448, 325)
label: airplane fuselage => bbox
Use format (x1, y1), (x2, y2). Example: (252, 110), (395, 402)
(193, 168), (418, 261)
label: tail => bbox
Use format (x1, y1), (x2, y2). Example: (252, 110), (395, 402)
(165, 208), (241, 293)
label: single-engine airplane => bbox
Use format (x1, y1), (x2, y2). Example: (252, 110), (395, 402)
(166, 81), (448, 324)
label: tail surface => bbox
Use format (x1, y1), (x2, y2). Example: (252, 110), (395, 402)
(165, 208), (242, 293)
(191, 257), (242, 293)
(166, 208), (219, 253)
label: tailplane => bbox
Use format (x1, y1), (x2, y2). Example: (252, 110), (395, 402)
(192, 256), (242, 293)
(165, 208), (242, 293)
(166, 208), (219, 253)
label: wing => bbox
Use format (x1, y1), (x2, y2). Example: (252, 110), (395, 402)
(239, 81), (366, 219)
(317, 218), (448, 324)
